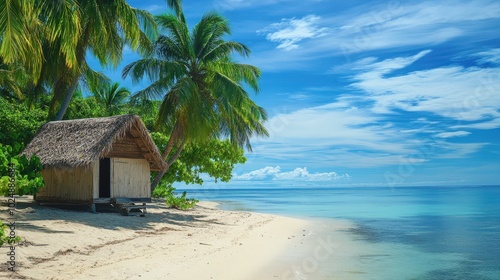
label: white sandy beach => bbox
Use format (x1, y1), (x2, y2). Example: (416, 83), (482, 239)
(0, 196), (359, 280)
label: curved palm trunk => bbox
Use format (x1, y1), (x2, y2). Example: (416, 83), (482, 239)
(150, 139), (186, 192)
(52, 25), (90, 121)
(54, 76), (79, 120)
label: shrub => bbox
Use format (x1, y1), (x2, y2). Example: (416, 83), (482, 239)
(166, 191), (198, 211)
(0, 221), (20, 246)
(153, 182), (198, 210)
(0, 144), (44, 196)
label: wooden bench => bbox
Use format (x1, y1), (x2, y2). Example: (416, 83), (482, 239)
(118, 203), (151, 217)
(91, 197), (152, 215)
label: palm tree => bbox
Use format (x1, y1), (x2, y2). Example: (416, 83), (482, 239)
(0, 1), (155, 119)
(46, 0), (157, 120)
(123, 0), (268, 191)
(0, 0), (80, 99)
(92, 82), (131, 116)
(0, 59), (26, 100)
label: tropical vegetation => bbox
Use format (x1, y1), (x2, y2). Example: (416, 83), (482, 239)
(124, 0), (268, 191)
(0, 0), (267, 211)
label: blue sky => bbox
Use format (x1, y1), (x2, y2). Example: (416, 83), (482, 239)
(96, 0), (500, 187)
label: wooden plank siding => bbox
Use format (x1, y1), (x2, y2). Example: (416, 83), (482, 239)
(105, 133), (145, 159)
(37, 165), (94, 203)
(111, 158), (150, 198)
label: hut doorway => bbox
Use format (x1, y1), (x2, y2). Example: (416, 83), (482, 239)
(99, 158), (111, 198)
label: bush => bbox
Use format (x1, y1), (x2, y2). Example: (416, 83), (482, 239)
(0, 97), (46, 147)
(0, 221), (20, 246)
(153, 182), (198, 210)
(166, 191), (198, 211)
(0, 144), (44, 196)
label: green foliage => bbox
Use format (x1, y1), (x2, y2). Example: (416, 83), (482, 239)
(64, 93), (106, 119)
(153, 182), (198, 210)
(151, 132), (246, 186)
(0, 144), (44, 196)
(124, 99), (161, 131)
(166, 191), (198, 211)
(150, 131), (245, 211)
(123, 2), (268, 152)
(0, 221), (21, 246)
(152, 182), (175, 198)
(0, 97), (46, 147)
(91, 82), (131, 116)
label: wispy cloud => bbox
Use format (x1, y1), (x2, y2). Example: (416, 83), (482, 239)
(475, 48), (500, 65)
(248, 49), (499, 169)
(257, 15), (330, 50)
(433, 142), (488, 159)
(435, 131), (471, 138)
(233, 166), (350, 181)
(452, 118), (500, 130)
(350, 50), (500, 121)
(250, 0), (500, 71)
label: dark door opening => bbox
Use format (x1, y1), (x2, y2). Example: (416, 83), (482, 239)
(99, 158), (111, 198)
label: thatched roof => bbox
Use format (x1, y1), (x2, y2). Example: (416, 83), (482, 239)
(22, 115), (167, 171)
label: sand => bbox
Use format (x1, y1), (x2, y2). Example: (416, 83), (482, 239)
(0, 196), (360, 280)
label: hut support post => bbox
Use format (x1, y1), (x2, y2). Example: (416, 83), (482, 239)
(90, 203), (96, 214)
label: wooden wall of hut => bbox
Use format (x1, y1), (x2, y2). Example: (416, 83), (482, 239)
(111, 158), (150, 198)
(38, 165), (94, 203)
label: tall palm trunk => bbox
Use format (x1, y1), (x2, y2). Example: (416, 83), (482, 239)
(52, 25), (89, 120)
(150, 138), (186, 192)
(54, 76), (79, 120)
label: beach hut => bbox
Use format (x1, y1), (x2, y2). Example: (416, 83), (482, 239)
(21, 114), (167, 213)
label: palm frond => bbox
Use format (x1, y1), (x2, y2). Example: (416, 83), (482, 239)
(130, 77), (173, 103)
(155, 13), (191, 58)
(37, 0), (81, 70)
(192, 13), (230, 59)
(166, 0), (186, 23)
(122, 58), (184, 85)
(0, 0), (43, 80)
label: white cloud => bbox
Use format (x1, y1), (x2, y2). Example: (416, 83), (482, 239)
(475, 48), (500, 65)
(353, 50), (432, 75)
(232, 166), (281, 180)
(351, 51), (500, 121)
(233, 166), (349, 181)
(258, 15), (330, 50)
(338, 0), (500, 54)
(247, 49), (499, 168)
(433, 142), (488, 159)
(452, 118), (500, 130)
(250, 0), (500, 71)
(434, 131), (471, 138)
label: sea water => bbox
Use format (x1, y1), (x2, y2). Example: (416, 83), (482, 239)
(180, 185), (500, 280)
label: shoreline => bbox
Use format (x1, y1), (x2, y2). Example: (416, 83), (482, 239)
(0, 196), (357, 280)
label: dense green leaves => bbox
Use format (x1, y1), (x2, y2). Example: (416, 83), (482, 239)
(0, 98), (46, 148)
(91, 82), (131, 116)
(124, 1), (268, 191)
(0, 144), (44, 196)
(0, 0), (266, 211)
(152, 132), (246, 186)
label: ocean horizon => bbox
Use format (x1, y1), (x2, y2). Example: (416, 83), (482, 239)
(180, 185), (500, 280)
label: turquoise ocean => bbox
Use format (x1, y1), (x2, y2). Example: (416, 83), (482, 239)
(180, 185), (500, 280)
